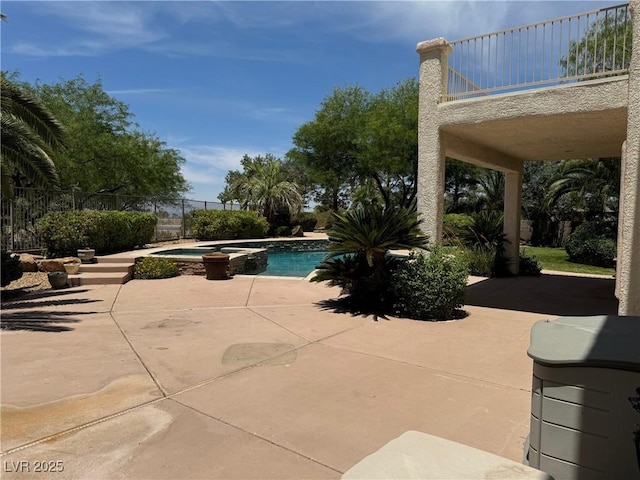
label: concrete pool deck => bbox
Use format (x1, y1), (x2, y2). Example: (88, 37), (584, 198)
(0, 270), (618, 478)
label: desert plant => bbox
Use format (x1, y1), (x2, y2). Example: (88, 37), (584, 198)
(134, 257), (180, 279)
(461, 210), (505, 250)
(1, 252), (23, 286)
(312, 202), (427, 313)
(391, 248), (468, 320)
(443, 213), (473, 246)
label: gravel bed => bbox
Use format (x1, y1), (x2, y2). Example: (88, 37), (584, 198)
(1, 272), (51, 301)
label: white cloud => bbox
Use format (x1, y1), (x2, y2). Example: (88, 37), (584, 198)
(318, 1), (623, 45)
(10, 1), (164, 57)
(175, 144), (287, 201)
(178, 145), (262, 173)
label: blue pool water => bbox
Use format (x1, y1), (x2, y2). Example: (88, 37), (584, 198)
(260, 251), (329, 277)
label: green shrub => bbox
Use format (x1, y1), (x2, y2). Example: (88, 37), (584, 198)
(134, 257), (180, 279)
(191, 210), (268, 240)
(458, 246), (495, 276)
(275, 225), (291, 237)
(36, 211), (157, 257)
(314, 210), (340, 230)
(519, 250), (542, 276)
(1, 252), (23, 287)
(565, 221), (617, 267)
(391, 248), (468, 320)
(295, 212), (318, 232)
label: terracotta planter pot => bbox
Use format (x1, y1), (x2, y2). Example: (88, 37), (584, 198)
(202, 253), (230, 280)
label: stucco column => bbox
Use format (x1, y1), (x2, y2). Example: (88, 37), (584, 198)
(503, 167), (523, 275)
(617, 0), (640, 316)
(416, 38), (451, 244)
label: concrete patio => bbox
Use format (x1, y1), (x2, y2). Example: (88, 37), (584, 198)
(0, 272), (617, 479)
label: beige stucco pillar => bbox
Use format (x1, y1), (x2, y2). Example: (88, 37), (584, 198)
(617, 0), (640, 316)
(503, 167), (523, 275)
(416, 38), (451, 244)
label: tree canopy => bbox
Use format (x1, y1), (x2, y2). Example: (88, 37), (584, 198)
(13, 74), (190, 201)
(288, 78), (419, 210)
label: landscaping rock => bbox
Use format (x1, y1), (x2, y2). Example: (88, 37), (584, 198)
(39, 257), (79, 272)
(291, 225), (304, 237)
(19, 254), (42, 272)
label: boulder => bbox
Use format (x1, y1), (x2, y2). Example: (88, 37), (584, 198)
(291, 225), (304, 237)
(18, 253), (42, 272)
(39, 257), (80, 272)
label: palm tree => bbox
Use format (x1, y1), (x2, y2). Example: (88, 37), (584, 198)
(1, 76), (65, 199)
(312, 202), (427, 312)
(236, 158), (302, 227)
(548, 158), (620, 220)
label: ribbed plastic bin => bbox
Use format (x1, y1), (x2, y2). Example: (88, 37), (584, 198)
(527, 315), (640, 479)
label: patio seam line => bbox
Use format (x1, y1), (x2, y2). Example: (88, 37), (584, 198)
(246, 306), (318, 343)
(167, 397), (344, 476)
(108, 311), (168, 397)
(0, 395), (169, 457)
(108, 283), (124, 312)
(316, 342), (532, 394)
(108, 303), (326, 314)
(245, 276), (257, 307)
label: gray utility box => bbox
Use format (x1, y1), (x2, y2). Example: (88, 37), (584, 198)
(527, 315), (640, 479)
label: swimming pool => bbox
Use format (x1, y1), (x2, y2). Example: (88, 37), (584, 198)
(259, 250), (329, 277)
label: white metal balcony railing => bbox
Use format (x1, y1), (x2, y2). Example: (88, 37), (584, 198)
(445, 3), (631, 101)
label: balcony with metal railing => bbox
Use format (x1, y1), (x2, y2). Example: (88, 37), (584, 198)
(445, 3), (631, 101)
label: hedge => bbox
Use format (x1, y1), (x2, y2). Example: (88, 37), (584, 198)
(565, 220), (617, 268)
(191, 210), (269, 240)
(391, 248), (468, 320)
(37, 211), (157, 257)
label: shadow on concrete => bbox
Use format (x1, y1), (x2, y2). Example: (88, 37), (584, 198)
(0, 311), (82, 332)
(1, 288), (90, 303)
(1, 297), (99, 311)
(315, 298), (390, 321)
(1, 288), (99, 332)
(465, 273), (618, 316)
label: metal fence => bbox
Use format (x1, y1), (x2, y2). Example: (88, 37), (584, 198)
(445, 3), (631, 101)
(0, 188), (235, 252)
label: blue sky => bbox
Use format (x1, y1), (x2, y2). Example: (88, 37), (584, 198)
(1, 0), (621, 201)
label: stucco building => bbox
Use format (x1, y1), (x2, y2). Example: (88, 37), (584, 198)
(417, 1), (640, 315)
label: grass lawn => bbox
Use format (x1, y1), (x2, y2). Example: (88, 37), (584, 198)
(520, 246), (615, 276)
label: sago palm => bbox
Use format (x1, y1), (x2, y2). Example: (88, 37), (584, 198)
(324, 202), (428, 267)
(1, 76), (65, 199)
(312, 202), (427, 313)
